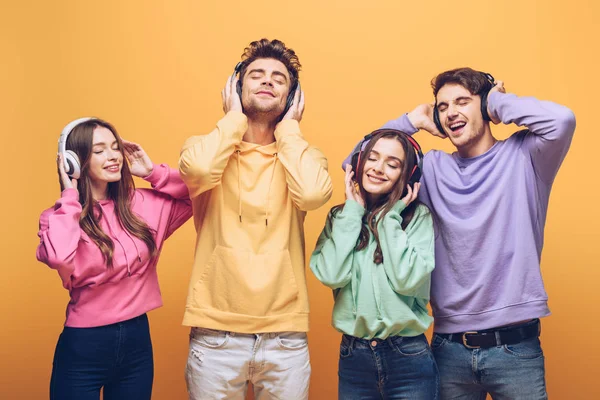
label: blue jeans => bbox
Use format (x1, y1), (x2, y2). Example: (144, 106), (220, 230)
(338, 334), (439, 399)
(50, 314), (154, 400)
(431, 331), (547, 399)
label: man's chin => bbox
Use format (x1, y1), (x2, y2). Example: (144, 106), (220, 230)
(244, 104), (284, 118)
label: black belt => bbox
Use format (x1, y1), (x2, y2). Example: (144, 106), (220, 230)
(436, 319), (541, 349)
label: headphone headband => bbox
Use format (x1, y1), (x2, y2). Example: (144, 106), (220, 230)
(58, 117), (93, 154)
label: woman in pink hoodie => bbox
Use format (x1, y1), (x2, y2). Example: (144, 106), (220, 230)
(36, 118), (192, 400)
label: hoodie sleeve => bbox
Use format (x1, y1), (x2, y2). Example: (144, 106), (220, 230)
(274, 120), (333, 211)
(143, 163), (193, 238)
(488, 92), (576, 185)
(379, 203), (435, 299)
(309, 200), (364, 289)
(36, 189), (82, 290)
(179, 112), (248, 198)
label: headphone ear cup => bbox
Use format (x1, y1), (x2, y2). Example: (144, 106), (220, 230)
(279, 81), (298, 121)
(64, 150), (81, 179)
(433, 107), (445, 135)
(351, 152), (360, 172)
(236, 80), (243, 99)
(480, 89), (491, 121)
(409, 167), (422, 186)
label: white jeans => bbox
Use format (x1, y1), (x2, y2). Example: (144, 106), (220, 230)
(185, 328), (311, 400)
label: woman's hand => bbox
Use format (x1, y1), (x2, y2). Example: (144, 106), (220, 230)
(122, 140), (153, 178)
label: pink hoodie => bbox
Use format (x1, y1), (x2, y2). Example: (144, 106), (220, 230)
(36, 164), (192, 327)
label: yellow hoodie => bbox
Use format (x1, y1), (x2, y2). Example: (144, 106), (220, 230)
(179, 112), (332, 333)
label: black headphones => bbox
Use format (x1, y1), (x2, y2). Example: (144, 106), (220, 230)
(234, 62), (299, 121)
(349, 129), (424, 187)
(433, 72), (495, 135)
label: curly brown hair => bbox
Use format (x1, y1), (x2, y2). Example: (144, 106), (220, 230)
(431, 67), (493, 97)
(238, 38), (301, 89)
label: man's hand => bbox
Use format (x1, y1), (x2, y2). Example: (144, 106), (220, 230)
(222, 73), (243, 114)
(487, 80), (506, 124)
(281, 85), (305, 122)
(407, 103), (446, 138)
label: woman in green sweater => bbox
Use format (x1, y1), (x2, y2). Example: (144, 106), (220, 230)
(310, 128), (438, 399)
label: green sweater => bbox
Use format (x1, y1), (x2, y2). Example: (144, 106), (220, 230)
(310, 199), (435, 339)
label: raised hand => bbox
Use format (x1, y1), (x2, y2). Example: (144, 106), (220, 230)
(487, 80), (506, 124)
(281, 85), (305, 122)
(122, 139), (153, 178)
(407, 103), (446, 138)
(57, 153), (77, 191)
(221, 73), (243, 114)
(401, 182), (420, 207)
(345, 164), (365, 208)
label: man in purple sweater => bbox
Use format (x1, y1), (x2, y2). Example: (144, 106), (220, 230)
(368, 68), (575, 399)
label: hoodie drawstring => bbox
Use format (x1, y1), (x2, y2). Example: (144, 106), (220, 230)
(236, 150), (242, 222)
(97, 202), (141, 276)
(265, 153), (277, 226)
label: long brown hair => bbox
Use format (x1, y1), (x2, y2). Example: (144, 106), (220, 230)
(331, 130), (424, 264)
(66, 119), (156, 267)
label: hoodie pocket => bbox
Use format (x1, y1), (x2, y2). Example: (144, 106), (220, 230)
(193, 246), (300, 316)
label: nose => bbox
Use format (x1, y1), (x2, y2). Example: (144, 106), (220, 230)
(106, 148), (119, 160)
(261, 75), (274, 88)
(446, 104), (459, 120)
(372, 160), (384, 173)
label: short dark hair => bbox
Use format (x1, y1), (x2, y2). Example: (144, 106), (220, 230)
(431, 67), (493, 98)
(239, 38), (301, 89)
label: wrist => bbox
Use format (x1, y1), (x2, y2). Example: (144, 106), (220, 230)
(142, 165), (154, 179)
(406, 111), (424, 130)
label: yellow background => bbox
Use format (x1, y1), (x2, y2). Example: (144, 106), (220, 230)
(1, 0), (598, 398)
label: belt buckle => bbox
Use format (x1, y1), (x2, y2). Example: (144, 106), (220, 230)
(462, 331), (480, 349)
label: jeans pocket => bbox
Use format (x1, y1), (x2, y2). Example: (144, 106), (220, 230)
(430, 334), (447, 350)
(276, 332), (308, 350)
(390, 335), (429, 356)
(190, 327), (229, 349)
(339, 335), (353, 359)
(503, 337), (543, 359)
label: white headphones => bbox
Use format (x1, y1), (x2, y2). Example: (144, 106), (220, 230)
(58, 117), (93, 179)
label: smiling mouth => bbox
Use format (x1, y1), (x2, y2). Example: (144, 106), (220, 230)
(256, 91), (275, 97)
(367, 174), (387, 183)
(448, 121), (466, 132)
(104, 165), (120, 172)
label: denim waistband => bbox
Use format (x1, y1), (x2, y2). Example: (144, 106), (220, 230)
(64, 313), (148, 330)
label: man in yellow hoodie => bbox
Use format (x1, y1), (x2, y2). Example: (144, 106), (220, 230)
(179, 38), (333, 399)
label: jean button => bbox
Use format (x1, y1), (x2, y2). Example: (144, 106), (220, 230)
(371, 340), (377, 347)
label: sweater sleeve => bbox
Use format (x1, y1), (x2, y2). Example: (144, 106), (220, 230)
(35, 189), (82, 290)
(274, 120), (333, 211)
(143, 163), (193, 239)
(488, 91), (576, 185)
(178, 112), (248, 198)
(309, 200), (364, 289)
(380, 112), (420, 135)
(379, 203), (435, 298)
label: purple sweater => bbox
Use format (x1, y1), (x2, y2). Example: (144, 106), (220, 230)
(380, 92), (576, 333)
